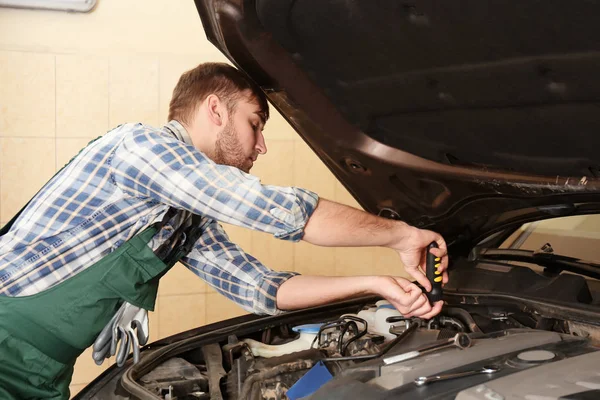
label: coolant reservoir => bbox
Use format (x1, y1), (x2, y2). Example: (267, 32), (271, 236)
(242, 324), (319, 358)
(356, 301), (403, 340)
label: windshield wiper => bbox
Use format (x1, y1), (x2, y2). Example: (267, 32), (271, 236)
(473, 244), (600, 280)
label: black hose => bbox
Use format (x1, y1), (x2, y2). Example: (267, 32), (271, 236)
(444, 307), (482, 333)
(312, 315), (368, 355)
(338, 321), (357, 355)
(439, 316), (466, 332)
(341, 321), (369, 356)
(321, 321), (419, 362)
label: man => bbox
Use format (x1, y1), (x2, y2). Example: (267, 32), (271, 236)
(0, 62), (448, 399)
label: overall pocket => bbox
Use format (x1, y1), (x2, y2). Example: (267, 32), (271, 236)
(100, 248), (166, 311)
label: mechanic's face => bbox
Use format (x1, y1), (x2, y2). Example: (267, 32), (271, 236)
(213, 95), (267, 173)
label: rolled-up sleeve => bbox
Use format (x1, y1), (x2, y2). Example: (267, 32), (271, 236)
(110, 128), (319, 242)
(181, 220), (298, 315)
(265, 186), (319, 241)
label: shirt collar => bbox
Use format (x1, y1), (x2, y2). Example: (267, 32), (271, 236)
(164, 120), (193, 146)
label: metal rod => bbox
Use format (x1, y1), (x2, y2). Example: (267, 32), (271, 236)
(383, 333), (472, 365)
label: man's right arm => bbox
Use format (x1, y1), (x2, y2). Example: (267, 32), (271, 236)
(110, 129), (318, 243)
(302, 199), (449, 291)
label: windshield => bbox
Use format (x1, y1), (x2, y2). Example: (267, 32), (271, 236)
(500, 215), (600, 263)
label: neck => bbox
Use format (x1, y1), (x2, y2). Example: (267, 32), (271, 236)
(182, 120), (217, 160)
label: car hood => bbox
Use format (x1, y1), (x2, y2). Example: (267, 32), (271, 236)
(194, 0), (600, 247)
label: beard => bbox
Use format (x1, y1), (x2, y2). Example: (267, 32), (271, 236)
(213, 121), (253, 173)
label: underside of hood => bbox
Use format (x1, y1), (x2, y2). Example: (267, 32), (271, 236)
(194, 0), (600, 247)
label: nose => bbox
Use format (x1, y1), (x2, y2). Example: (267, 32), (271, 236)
(256, 131), (267, 155)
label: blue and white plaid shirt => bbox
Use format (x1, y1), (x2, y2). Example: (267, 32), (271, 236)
(0, 121), (318, 315)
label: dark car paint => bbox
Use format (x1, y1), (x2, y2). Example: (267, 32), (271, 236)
(193, 0), (600, 249)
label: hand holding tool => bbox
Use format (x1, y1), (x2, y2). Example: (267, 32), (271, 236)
(425, 241), (443, 304)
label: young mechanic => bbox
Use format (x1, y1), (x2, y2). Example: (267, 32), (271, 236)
(0, 62), (448, 399)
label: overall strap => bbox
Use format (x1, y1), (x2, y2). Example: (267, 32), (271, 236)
(152, 213), (204, 280)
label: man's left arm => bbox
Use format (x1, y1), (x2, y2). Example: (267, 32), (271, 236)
(181, 220), (441, 318)
(180, 220), (299, 315)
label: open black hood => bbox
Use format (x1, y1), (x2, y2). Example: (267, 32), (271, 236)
(194, 0), (600, 247)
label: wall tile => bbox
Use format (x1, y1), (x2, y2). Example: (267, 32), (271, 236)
(294, 141), (336, 200)
(251, 230), (295, 273)
(0, 0), (223, 57)
(206, 292), (248, 324)
(109, 57), (159, 127)
(247, 140), (297, 270)
(149, 305), (160, 343)
(294, 241), (335, 276)
(0, 138), (56, 221)
(158, 294), (206, 339)
(71, 346), (107, 385)
(158, 262), (207, 296)
(263, 109), (299, 141)
(373, 247), (409, 278)
(205, 286), (218, 295)
(56, 54), (109, 138)
(335, 181), (363, 209)
(222, 223), (253, 252)
(334, 247), (375, 276)
(251, 141), (295, 187)
(0, 51), (55, 137)
(69, 384), (87, 399)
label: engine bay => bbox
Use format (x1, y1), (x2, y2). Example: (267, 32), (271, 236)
(111, 296), (600, 400)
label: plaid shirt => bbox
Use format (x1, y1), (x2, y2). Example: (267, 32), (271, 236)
(0, 121), (318, 315)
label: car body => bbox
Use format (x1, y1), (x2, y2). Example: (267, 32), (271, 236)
(76, 1), (600, 399)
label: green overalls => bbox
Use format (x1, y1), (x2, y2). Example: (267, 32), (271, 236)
(0, 152), (203, 399)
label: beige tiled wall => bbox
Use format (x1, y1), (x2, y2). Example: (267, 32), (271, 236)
(0, 1), (405, 397)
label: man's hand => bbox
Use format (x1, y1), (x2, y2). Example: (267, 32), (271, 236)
(376, 276), (443, 319)
(302, 199), (449, 293)
(277, 275), (443, 319)
(391, 225), (449, 292)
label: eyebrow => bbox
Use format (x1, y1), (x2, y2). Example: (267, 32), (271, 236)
(253, 111), (266, 125)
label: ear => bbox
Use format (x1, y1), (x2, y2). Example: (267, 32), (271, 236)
(206, 94), (227, 127)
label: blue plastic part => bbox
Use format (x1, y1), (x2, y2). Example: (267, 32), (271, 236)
(286, 360), (333, 400)
(377, 303), (397, 310)
(292, 323), (323, 334)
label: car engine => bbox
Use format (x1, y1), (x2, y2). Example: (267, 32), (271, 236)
(120, 298), (600, 400)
